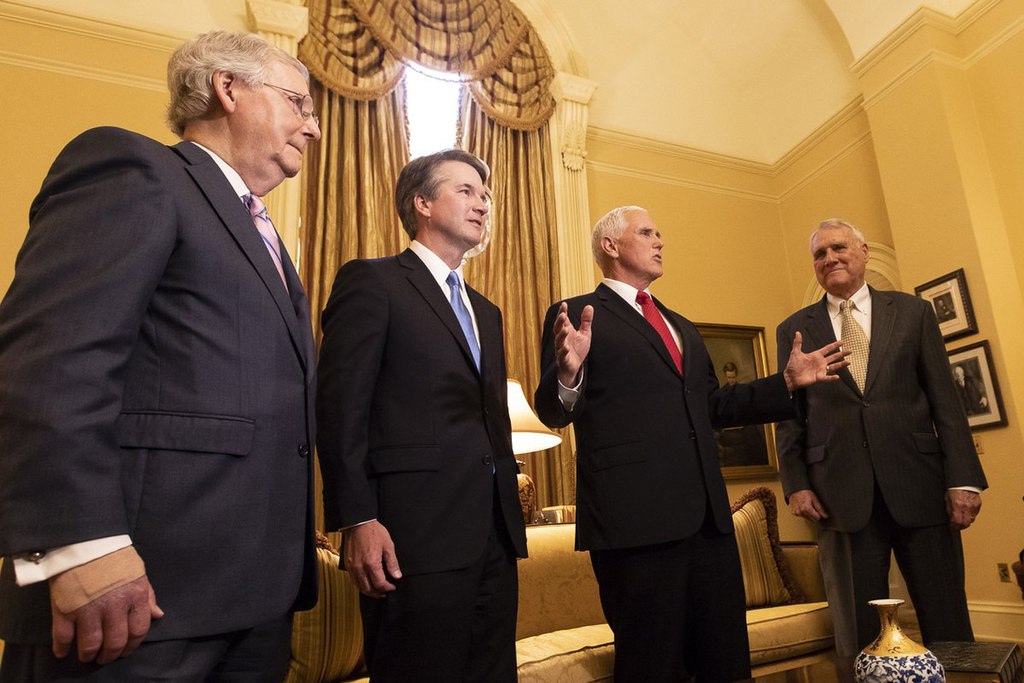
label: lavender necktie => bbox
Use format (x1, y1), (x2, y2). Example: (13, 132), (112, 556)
(243, 193), (288, 289)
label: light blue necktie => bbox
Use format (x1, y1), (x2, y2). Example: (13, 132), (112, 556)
(446, 271), (481, 370)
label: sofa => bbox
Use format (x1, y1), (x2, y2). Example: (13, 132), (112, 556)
(286, 487), (834, 682)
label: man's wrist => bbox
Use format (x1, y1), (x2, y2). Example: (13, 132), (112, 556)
(49, 546), (145, 613)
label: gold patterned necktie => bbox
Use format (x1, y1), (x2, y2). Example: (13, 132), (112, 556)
(839, 300), (869, 391)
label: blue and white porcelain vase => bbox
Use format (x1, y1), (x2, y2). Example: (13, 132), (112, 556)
(854, 599), (945, 683)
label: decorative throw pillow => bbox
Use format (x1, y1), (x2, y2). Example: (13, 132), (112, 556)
(730, 486), (803, 608)
(286, 533), (365, 683)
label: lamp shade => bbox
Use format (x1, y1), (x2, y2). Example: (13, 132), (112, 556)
(507, 379), (562, 455)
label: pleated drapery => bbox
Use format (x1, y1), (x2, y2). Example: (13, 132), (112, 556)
(299, 0), (572, 511)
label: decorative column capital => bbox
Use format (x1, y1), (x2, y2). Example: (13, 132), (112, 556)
(246, 0), (309, 42)
(551, 72), (598, 105)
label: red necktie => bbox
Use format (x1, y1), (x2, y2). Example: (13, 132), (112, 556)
(636, 290), (682, 373)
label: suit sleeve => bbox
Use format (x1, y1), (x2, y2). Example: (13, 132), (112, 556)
(915, 302), (988, 489)
(774, 322), (813, 496)
(316, 260), (389, 530)
(0, 128), (177, 556)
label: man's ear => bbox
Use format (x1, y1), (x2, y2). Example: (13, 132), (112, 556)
(211, 70), (239, 114)
(413, 194), (431, 219)
(601, 235), (618, 260)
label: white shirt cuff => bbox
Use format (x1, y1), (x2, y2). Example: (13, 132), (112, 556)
(557, 370), (583, 410)
(948, 486), (982, 494)
(12, 535), (133, 586)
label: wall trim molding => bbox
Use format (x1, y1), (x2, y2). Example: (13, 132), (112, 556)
(777, 131), (874, 204)
(586, 160), (777, 204)
(0, 48), (166, 91)
(588, 127), (772, 176)
(0, 0), (188, 49)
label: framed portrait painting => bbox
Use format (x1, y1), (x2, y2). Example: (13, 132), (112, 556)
(694, 323), (779, 479)
(947, 340), (1007, 431)
(914, 268), (978, 342)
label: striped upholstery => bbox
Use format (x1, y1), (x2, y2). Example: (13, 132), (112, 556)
(285, 542), (364, 683)
(731, 487), (803, 608)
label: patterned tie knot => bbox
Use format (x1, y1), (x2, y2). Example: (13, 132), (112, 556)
(243, 193), (268, 220)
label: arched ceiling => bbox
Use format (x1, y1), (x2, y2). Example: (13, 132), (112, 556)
(25, 0), (979, 164)
(515, 0), (978, 164)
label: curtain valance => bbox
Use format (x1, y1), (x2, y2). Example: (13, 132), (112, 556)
(301, 0), (555, 130)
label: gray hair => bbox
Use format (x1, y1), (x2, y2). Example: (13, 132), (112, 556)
(809, 218), (866, 252)
(166, 30), (309, 137)
(591, 206), (647, 264)
(394, 149), (490, 239)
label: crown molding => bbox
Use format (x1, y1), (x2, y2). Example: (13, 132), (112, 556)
(587, 127), (773, 176)
(0, 0), (189, 49)
(586, 159), (777, 204)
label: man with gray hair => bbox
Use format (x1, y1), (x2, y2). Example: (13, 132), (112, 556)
(776, 218), (986, 678)
(535, 206), (847, 681)
(0, 30), (321, 680)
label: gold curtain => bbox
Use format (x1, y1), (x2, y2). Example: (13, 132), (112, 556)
(299, 80), (410, 342)
(461, 98), (573, 510)
(299, 0), (570, 513)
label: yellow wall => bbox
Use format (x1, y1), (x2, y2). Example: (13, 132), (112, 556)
(0, 6), (179, 294)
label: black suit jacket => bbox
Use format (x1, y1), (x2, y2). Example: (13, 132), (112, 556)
(0, 128), (318, 642)
(775, 287), (987, 532)
(535, 284), (796, 551)
(316, 250), (527, 575)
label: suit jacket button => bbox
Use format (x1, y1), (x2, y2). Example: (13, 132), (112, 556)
(482, 456), (492, 466)
(862, 441), (868, 448)
(297, 444), (310, 458)
(862, 401), (870, 407)
(688, 430), (697, 440)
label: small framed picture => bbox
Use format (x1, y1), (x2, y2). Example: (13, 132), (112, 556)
(947, 340), (1007, 431)
(695, 323), (778, 479)
(914, 268), (977, 342)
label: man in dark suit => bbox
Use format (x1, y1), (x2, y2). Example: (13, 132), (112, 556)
(534, 206), (847, 682)
(775, 218), (987, 674)
(0, 31), (321, 680)
(316, 150), (528, 683)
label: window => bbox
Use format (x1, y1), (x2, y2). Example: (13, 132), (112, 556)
(404, 65), (462, 159)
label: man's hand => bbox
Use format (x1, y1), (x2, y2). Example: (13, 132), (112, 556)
(554, 302), (594, 386)
(50, 559), (162, 664)
(946, 489), (981, 530)
(788, 489), (829, 522)
(343, 521), (402, 598)
(783, 332), (851, 392)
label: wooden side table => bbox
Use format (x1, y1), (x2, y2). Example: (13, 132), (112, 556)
(928, 641), (1023, 683)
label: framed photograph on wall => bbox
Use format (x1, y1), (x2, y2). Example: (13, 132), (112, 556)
(694, 323), (778, 479)
(947, 340), (1007, 431)
(914, 268), (977, 342)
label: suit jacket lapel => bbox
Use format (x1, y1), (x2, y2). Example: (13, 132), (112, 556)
(399, 249), (480, 375)
(805, 295), (860, 396)
(596, 284), (681, 377)
(863, 287), (895, 396)
(173, 141), (309, 372)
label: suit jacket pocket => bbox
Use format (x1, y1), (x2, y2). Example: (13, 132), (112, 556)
(116, 411), (254, 456)
(368, 446), (442, 474)
(806, 445), (826, 464)
(586, 441), (646, 472)
(912, 432), (941, 453)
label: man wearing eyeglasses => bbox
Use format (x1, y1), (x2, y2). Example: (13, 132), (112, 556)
(0, 31), (321, 680)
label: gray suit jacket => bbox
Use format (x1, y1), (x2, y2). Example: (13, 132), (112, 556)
(0, 127), (318, 643)
(775, 287), (987, 533)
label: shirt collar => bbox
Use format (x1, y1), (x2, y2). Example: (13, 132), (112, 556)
(409, 240), (466, 289)
(602, 278), (650, 308)
(826, 282), (871, 318)
(188, 141), (250, 199)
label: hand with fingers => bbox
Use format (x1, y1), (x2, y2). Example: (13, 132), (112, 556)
(343, 520), (402, 598)
(783, 332), (851, 392)
(553, 302), (594, 387)
(788, 489), (829, 523)
(49, 552), (163, 664)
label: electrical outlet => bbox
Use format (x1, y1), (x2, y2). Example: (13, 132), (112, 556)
(998, 563), (1011, 582)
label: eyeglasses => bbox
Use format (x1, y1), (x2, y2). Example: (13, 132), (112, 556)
(262, 82), (319, 126)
